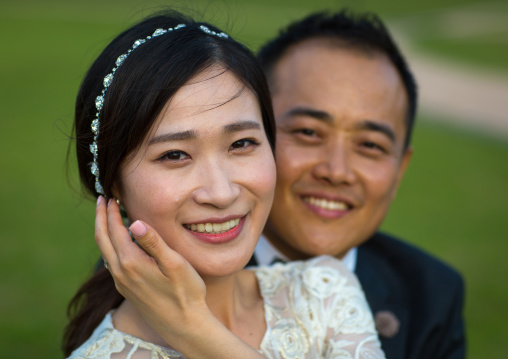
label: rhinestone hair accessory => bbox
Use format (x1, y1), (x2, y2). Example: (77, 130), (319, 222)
(89, 24), (229, 195)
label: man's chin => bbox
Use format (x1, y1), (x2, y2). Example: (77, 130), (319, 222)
(292, 238), (354, 259)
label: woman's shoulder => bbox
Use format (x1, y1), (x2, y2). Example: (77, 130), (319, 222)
(67, 312), (184, 359)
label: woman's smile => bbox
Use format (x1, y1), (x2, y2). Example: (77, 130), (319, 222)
(184, 216), (242, 234)
(184, 216), (245, 244)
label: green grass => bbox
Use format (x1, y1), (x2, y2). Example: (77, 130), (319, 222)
(418, 33), (508, 71)
(390, 1), (508, 71)
(1, 0), (506, 358)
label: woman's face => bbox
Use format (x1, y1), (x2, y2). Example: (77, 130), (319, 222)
(117, 67), (276, 278)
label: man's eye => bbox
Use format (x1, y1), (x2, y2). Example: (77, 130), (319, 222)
(230, 138), (260, 150)
(160, 151), (190, 161)
(297, 129), (316, 136)
(362, 141), (384, 152)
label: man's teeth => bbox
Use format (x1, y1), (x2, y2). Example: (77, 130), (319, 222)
(304, 196), (348, 210)
(185, 218), (241, 234)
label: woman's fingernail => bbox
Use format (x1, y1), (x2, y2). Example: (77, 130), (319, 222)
(108, 198), (113, 207)
(129, 220), (147, 237)
(97, 196), (103, 207)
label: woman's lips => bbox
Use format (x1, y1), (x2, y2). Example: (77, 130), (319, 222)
(184, 217), (245, 244)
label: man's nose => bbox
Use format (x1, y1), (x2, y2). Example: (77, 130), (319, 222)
(311, 142), (356, 185)
(192, 162), (240, 208)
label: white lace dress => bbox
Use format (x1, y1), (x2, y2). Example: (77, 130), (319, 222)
(68, 255), (385, 359)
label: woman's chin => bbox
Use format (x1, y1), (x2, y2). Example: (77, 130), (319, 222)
(193, 256), (251, 279)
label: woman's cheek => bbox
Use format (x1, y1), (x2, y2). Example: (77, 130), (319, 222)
(251, 152), (277, 204)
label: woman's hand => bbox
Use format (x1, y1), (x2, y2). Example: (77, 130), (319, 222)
(94, 196), (208, 338)
(95, 196), (264, 359)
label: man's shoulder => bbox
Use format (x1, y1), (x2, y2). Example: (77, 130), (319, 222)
(356, 232), (466, 359)
(358, 231), (463, 289)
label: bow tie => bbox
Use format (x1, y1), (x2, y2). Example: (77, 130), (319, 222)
(270, 257), (285, 265)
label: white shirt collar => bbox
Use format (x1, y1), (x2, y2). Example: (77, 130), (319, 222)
(254, 234), (357, 272)
(254, 234), (290, 266)
(341, 246), (358, 273)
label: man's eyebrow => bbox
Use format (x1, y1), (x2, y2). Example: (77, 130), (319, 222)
(284, 107), (396, 142)
(356, 120), (396, 142)
(224, 120), (261, 133)
(285, 106), (333, 123)
(148, 130), (197, 145)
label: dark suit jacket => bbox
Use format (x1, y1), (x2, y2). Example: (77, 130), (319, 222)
(355, 232), (465, 359)
(248, 232), (466, 359)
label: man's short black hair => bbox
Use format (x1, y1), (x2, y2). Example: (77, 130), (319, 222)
(258, 9), (418, 148)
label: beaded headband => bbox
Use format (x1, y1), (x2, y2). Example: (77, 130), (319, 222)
(90, 24), (229, 195)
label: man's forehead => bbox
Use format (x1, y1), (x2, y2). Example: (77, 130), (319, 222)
(272, 38), (382, 74)
(271, 42), (391, 98)
(289, 36), (379, 58)
(272, 45), (405, 104)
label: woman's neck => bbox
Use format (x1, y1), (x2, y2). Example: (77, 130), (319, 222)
(202, 270), (261, 328)
(203, 269), (266, 349)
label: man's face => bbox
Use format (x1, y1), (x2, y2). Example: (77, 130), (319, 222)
(264, 39), (413, 260)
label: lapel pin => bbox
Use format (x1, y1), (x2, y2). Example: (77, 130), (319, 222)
(374, 310), (400, 338)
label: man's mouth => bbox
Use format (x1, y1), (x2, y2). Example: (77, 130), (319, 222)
(302, 196), (349, 210)
(184, 218), (241, 234)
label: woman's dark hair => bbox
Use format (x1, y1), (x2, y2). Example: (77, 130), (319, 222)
(63, 10), (275, 356)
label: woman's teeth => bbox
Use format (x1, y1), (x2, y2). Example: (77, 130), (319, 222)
(185, 218), (241, 234)
(303, 196), (348, 210)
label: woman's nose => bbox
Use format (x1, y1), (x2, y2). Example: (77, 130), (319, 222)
(192, 164), (240, 209)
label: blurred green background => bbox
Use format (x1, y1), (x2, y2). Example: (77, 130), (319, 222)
(1, 0), (507, 357)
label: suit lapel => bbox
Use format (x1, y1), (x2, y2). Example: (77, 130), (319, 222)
(356, 240), (409, 359)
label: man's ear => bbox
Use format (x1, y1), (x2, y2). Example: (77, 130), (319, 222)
(400, 145), (413, 176)
(392, 146), (413, 200)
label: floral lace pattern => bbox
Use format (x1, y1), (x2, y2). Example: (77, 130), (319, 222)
(256, 255), (384, 359)
(67, 255), (385, 359)
(67, 313), (183, 359)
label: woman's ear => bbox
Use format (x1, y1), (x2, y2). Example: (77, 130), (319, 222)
(111, 182), (130, 222)
(111, 182), (122, 203)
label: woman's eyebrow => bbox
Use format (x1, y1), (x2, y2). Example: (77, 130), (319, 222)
(148, 120), (260, 146)
(223, 120), (261, 133)
(148, 130), (197, 145)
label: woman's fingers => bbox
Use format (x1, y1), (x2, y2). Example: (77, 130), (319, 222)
(96, 196), (146, 275)
(98, 199), (205, 298)
(128, 221), (205, 298)
(105, 200), (158, 281)
(127, 220), (207, 318)
(96, 202), (207, 331)
(129, 220), (181, 277)
(94, 196), (117, 268)
(106, 198), (134, 253)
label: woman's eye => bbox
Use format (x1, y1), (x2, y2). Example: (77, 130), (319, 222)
(230, 138), (260, 150)
(160, 151), (190, 161)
